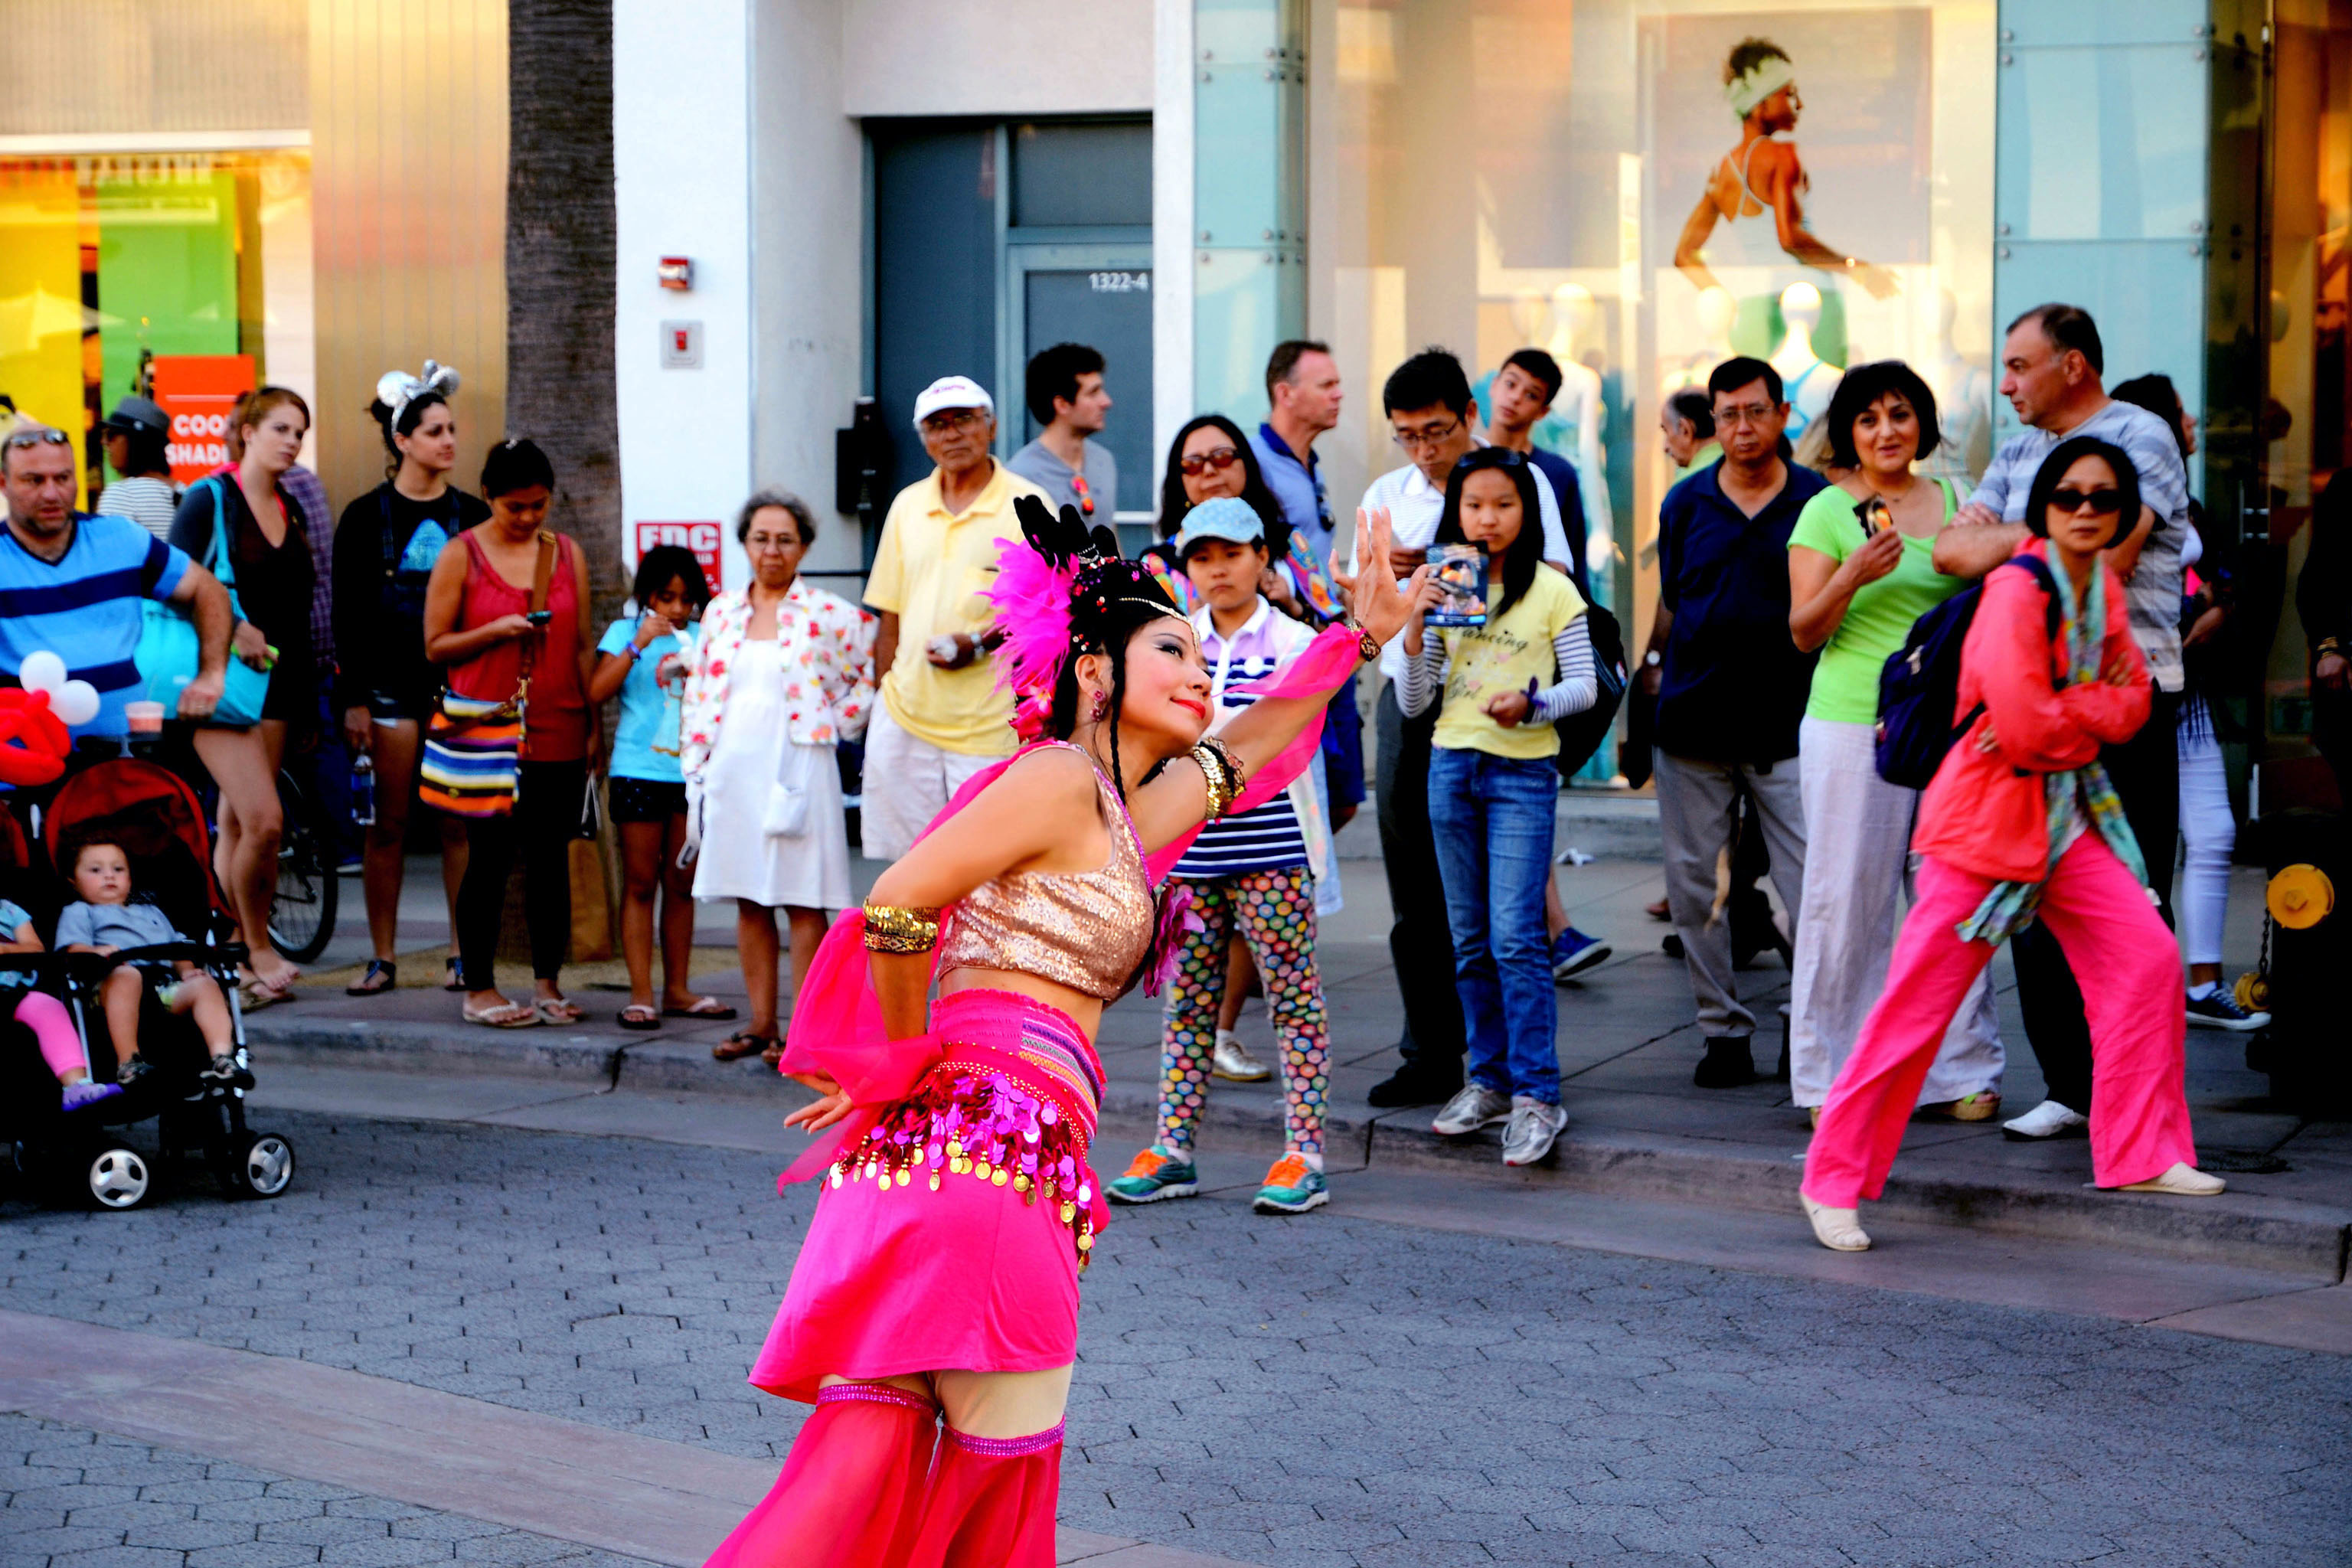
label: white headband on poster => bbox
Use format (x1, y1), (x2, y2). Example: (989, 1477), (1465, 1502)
(376, 360), (462, 433)
(1725, 57), (1795, 120)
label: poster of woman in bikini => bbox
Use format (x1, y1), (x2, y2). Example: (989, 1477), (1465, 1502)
(1672, 34), (1904, 303)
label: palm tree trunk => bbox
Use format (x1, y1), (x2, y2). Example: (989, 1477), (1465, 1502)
(502, 0), (622, 969)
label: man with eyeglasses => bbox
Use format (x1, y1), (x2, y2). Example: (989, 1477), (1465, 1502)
(1648, 357), (1827, 1089)
(861, 376), (1048, 864)
(2, 422), (235, 738)
(1932, 302), (2196, 1142)
(1008, 342), (1117, 526)
(1361, 348), (1574, 1109)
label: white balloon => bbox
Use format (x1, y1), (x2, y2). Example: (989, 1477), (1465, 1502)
(53, 679), (101, 727)
(18, 651), (65, 694)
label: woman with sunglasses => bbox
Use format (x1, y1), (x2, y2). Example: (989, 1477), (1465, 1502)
(1799, 437), (2222, 1255)
(1784, 361), (2003, 1129)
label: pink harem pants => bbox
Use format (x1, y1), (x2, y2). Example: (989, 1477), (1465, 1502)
(1804, 835), (2196, 1207)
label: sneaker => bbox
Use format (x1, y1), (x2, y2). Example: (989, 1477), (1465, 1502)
(1211, 1030), (1272, 1082)
(1693, 1037), (1756, 1088)
(2186, 989), (2270, 1032)
(1549, 926), (1612, 982)
(1368, 1063), (1465, 1109)
(60, 1080), (124, 1112)
(1431, 1083), (1513, 1136)
(2001, 1098), (2088, 1141)
(1501, 1096), (1566, 1167)
(200, 1055), (255, 1089)
(1917, 1090), (2001, 1122)
(1105, 1147), (1199, 1205)
(1252, 1154), (1328, 1214)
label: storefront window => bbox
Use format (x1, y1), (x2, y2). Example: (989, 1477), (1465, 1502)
(0, 151), (314, 508)
(1309, 0), (1997, 701)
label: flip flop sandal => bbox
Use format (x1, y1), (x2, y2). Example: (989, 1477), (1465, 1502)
(240, 980), (283, 1011)
(712, 1031), (775, 1062)
(618, 1004), (662, 1031)
(464, 1001), (541, 1028)
(345, 959), (398, 997)
(443, 957), (465, 992)
(663, 997), (739, 1020)
(760, 1040), (786, 1068)
(534, 998), (586, 1025)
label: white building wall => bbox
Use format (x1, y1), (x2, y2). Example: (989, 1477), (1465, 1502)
(841, 0), (1153, 116)
(612, 0), (755, 591)
(750, 0), (866, 583)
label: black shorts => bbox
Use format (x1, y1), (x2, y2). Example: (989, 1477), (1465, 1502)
(608, 776), (688, 824)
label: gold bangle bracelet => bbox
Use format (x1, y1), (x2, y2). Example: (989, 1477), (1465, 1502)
(1189, 737), (1244, 822)
(863, 903), (941, 953)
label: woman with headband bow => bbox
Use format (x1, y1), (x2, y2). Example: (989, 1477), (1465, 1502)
(703, 498), (1426, 1568)
(334, 361), (485, 996)
(1673, 36), (1899, 302)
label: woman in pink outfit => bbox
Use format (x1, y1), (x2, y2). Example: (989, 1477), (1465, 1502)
(704, 498), (1423, 1566)
(1799, 436), (2223, 1254)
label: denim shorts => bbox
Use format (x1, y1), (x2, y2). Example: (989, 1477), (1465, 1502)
(607, 776), (688, 824)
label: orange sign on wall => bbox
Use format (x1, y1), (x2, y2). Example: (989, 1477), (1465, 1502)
(150, 354), (256, 488)
(633, 520), (727, 593)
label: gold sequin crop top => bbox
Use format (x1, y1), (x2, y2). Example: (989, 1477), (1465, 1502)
(936, 745), (1155, 1001)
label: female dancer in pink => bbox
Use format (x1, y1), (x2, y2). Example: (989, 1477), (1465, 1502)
(705, 497), (1423, 1566)
(1799, 438), (2222, 1255)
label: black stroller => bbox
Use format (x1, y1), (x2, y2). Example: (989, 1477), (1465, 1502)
(1, 757), (292, 1210)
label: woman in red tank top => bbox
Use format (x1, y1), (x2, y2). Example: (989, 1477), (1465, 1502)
(423, 439), (596, 1028)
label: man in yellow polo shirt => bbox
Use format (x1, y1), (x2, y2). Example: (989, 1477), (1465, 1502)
(861, 374), (1048, 861)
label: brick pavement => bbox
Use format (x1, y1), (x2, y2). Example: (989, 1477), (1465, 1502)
(0, 1414), (658, 1568)
(5, 1112), (2348, 1566)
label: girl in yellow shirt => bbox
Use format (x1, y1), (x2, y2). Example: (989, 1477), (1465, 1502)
(1398, 449), (1596, 1168)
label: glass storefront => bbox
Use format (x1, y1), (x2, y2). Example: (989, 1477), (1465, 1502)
(1308, 0), (1999, 664)
(0, 150), (315, 509)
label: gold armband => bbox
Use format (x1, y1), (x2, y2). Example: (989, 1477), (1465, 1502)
(863, 904), (941, 953)
(1189, 737), (1246, 822)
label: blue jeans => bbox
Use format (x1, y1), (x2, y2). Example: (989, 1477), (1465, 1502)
(1427, 746), (1560, 1103)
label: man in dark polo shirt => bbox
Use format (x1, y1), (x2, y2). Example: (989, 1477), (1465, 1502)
(1646, 358), (1825, 1087)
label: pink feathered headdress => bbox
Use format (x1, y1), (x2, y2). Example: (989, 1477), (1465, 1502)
(986, 495), (1182, 738)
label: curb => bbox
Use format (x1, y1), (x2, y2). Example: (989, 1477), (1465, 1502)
(243, 1013), (2352, 1283)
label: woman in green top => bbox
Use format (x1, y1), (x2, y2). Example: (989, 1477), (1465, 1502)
(1783, 361), (2005, 1125)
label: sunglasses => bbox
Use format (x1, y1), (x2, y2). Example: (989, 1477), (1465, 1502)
(1178, 446), (1240, 478)
(2050, 487), (2124, 517)
(5, 427), (71, 450)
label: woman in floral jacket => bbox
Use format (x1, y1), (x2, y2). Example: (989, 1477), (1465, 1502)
(682, 490), (876, 1063)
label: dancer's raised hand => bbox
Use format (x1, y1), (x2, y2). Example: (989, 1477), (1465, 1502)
(1331, 506), (1428, 652)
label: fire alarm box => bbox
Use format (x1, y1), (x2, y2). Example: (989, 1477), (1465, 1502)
(659, 320), (703, 369)
(658, 256), (694, 291)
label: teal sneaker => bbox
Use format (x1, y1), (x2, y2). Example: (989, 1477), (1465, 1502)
(1251, 1154), (1328, 1215)
(1106, 1146), (1199, 1205)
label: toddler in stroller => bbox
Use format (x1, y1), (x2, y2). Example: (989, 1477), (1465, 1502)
(2, 896), (120, 1111)
(57, 838), (247, 1090)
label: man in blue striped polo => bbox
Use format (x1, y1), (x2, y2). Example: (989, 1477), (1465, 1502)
(2, 424), (234, 737)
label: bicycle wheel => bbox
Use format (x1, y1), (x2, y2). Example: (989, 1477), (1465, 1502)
(269, 769), (338, 964)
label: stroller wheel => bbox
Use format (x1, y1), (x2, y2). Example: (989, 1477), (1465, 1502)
(229, 1132), (296, 1199)
(87, 1148), (152, 1210)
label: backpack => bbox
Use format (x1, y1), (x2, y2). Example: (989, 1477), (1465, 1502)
(1555, 602), (1629, 780)
(1874, 555), (2057, 789)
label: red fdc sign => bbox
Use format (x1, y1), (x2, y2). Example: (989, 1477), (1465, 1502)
(633, 520), (725, 593)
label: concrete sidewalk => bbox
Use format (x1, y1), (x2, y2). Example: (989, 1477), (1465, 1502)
(250, 812), (2352, 1282)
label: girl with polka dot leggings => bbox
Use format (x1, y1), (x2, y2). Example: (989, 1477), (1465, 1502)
(1109, 865), (1331, 1214)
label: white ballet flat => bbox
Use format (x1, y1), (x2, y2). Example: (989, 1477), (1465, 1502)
(1801, 1194), (1871, 1252)
(2114, 1162), (2226, 1197)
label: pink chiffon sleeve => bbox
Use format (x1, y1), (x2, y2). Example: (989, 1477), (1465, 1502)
(1143, 622), (1364, 881)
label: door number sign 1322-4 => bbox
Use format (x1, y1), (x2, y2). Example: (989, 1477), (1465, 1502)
(1087, 272), (1149, 293)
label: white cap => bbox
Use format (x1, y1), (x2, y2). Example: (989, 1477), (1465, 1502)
(911, 375), (994, 430)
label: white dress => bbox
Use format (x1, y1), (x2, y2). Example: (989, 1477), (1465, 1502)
(692, 639), (851, 910)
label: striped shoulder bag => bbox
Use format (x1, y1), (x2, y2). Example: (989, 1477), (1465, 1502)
(420, 531), (557, 817)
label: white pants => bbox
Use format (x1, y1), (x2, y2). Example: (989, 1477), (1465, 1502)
(2176, 701), (2234, 969)
(859, 705), (1007, 864)
(1788, 716), (2004, 1109)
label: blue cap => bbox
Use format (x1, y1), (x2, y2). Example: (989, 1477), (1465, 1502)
(1173, 496), (1266, 557)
